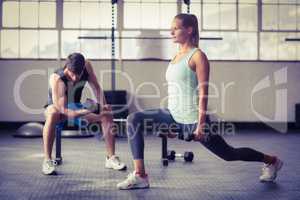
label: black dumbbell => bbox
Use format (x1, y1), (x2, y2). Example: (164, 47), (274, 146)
(83, 98), (100, 114)
(162, 159), (168, 166)
(167, 150), (194, 162)
(184, 134), (194, 142)
(183, 151), (194, 162)
(167, 150), (176, 160)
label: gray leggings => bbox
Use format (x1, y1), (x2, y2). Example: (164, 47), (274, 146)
(127, 109), (265, 162)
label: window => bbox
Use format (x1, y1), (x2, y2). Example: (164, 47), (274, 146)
(200, 32), (257, 60)
(262, 0), (299, 31)
(63, 0), (115, 29)
(61, 30), (118, 59)
(0, 0), (299, 61)
(239, 1), (257, 31)
(62, 0), (118, 59)
(202, 0), (237, 31)
(3, 0), (56, 28)
(260, 0), (300, 60)
(1, 0), (57, 58)
(185, 0), (258, 60)
(123, 0), (177, 29)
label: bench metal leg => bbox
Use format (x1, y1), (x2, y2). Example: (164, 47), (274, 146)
(161, 134), (168, 166)
(55, 123), (63, 165)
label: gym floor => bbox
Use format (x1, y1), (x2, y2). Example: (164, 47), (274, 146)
(0, 129), (299, 200)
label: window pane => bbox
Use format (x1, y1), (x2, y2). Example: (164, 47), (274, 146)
(63, 2), (115, 29)
(279, 0), (297, 4)
(140, 0), (159, 2)
(121, 31), (173, 59)
(20, 2), (38, 28)
(236, 32), (257, 60)
(39, 2), (56, 28)
(79, 0), (104, 1)
(160, 31), (177, 59)
(79, 30), (117, 59)
(203, 0), (219, 2)
(39, 30), (58, 59)
(239, 4), (257, 31)
(20, 30), (38, 58)
(262, 0), (298, 3)
(3, 1), (19, 27)
(220, 4), (236, 29)
(262, 5), (279, 30)
(124, 2), (175, 29)
(278, 32), (297, 60)
(239, 0), (257, 3)
(203, 4), (219, 30)
(61, 30), (81, 58)
(141, 3), (159, 29)
(190, 3), (201, 31)
(159, 3), (177, 29)
(279, 5), (297, 30)
(262, 0), (278, 3)
(124, 3), (141, 29)
(99, 3), (116, 29)
(199, 32), (256, 60)
(202, 3), (238, 30)
(298, 32), (300, 61)
(298, 6), (300, 30)
(199, 32), (238, 60)
(260, 32), (278, 60)
(121, 31), (140, 59)
(63, 2), (81, 28)
(221, 0), (237, 2)
(1, 30), (19, 58)
(199, 32), (222, 60)
(80, 31), (101, 59)
(81, 0), (108, 1)
(218, 32), (238, 60)
(81, 3), (100, 28)
(61, 30), (116, 59)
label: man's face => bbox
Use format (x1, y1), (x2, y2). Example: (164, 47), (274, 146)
(66, 68), (83, 82)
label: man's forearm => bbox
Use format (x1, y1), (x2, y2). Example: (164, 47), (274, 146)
(62, 108), (91, 118)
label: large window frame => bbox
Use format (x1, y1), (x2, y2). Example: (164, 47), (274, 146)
(1, 0), (58, 59)
(0, 0), (299, 61)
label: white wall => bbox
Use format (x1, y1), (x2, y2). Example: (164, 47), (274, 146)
(0, 60), (299, 122)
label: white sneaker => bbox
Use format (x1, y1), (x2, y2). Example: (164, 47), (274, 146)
(260, 158), (283, 182)
(117, 171), (150, 190)
(42, 159), (57, 175)
(105, 155), (127, 170)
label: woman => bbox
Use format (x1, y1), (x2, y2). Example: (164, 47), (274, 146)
(117, 14), (283, 189)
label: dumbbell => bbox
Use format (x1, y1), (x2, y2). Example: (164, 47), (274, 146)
(167, 150), (194, 162)
(83, 98), (100, 114)
(184, 134), (194, 142)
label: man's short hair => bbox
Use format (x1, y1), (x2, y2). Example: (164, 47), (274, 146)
(66, 53), (85, 75)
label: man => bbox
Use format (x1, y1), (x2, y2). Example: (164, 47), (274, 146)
(42, 52), (126, 175)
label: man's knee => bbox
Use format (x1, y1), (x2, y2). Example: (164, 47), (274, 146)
(101, 113), (113, 124)
(45, 105), (62, 121)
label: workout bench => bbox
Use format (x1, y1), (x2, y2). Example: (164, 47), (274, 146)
(55, 118), (127, 165)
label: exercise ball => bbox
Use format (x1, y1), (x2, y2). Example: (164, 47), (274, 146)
(14, 122), (44, 138)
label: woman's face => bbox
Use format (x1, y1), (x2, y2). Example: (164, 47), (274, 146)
(170, 18), (191, 44)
